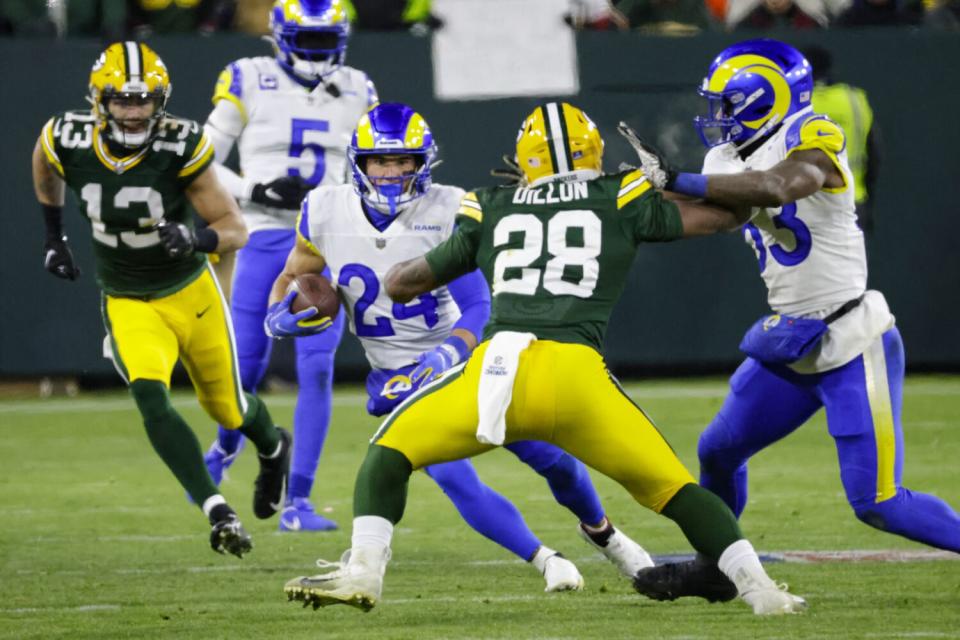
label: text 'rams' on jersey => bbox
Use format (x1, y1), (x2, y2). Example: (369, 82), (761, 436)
(425, 170), (684, 351)
(41, 110), (214, 297)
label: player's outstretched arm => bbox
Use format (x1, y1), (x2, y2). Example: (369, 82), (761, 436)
(676, 200), (752, 237)
(184, 165), (249, 253)
(385, 256), (439, 304)
(702, 149), (841, 208)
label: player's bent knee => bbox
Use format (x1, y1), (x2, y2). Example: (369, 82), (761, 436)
(697, 414), (742, 471)
(129, 378), (173, 424)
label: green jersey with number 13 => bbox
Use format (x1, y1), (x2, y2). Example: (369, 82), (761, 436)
(40, 110), (215, 298)
(425, 169), (684, 351)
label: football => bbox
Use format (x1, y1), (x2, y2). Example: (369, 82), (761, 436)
(289, 273), (340, 319)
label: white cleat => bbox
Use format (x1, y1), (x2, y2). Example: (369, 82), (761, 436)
(532, 547), (584, 592)
(741, 583), (807, 615)
(578, 525), (654, 578)
(284, 547), (389, 612)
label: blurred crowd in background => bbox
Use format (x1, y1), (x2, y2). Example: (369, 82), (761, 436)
(1, 0), (958, 39)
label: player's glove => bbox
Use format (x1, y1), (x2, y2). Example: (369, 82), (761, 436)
(617, 122), (677, 190)
(490, 154), (525, 187)
(156, 221), (219, 258)
(409, 336), (471, 387)
(250, 176), (313, 210)
(264, 290), (332, 338)
(43, 236), (81, 281)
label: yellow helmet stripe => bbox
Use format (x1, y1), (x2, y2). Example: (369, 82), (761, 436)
(543, 103), (571, 174)
(355, 114), (375, 149)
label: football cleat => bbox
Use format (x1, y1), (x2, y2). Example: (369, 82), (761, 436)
(253, 427), (292, 519)
(279, 497), (339, 532)
(209, 513), (253, 558)
(578, 524), (654, 578)
(632, 556), (738, 603)
(741, 582), (807, 615)
(285, 547), (389, 612)
(539, 552), (584, 592)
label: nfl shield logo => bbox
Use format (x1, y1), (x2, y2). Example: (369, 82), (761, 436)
(375, 238), (387, 249)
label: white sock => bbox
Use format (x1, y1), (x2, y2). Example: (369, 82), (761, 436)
(201, 494), (226, 519)
(530, 545), (558, 572)
(718, 539), (774, 594)
(352, 515), (394, 551)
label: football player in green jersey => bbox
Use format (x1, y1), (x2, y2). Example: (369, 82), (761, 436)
(31, 42), (292, 558)
(283, 102), (806, 615)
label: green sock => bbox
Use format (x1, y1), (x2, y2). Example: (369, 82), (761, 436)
(661, 483), (744, 560)
(130, 379), (218, 506)
(237, 393), (280, 456)
(353, 444), (413, 524)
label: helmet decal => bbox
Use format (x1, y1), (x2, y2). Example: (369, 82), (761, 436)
(694, 39), (812, 150)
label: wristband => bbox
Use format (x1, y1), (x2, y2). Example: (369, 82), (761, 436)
(194, 227), (219, 253)
(441, 335), (471, 365)
(42, 204), (64, 244)
(671, 173), (709, 199)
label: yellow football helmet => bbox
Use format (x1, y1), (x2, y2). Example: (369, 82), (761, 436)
(515, 102), (604, 186)
(88, 41), (171, 148)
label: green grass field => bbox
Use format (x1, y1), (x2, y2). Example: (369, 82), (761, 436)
(2, 376), (958, 639)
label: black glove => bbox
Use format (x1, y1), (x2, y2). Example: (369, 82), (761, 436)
(616, 122), (677, 190)
(43, 236), (81, 281)
(490, 154), (525, 187)
(250, 175), (313, 210)
(157, 221), (197, 258)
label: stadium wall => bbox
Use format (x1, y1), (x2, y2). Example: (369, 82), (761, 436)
(2, 30), (958, 379)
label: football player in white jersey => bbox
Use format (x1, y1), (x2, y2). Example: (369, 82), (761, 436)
(199, 0), (378, 532)
(625, 38), (960, 601)
(265, 102), (656, 592)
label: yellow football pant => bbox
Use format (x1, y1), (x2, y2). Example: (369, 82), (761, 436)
(101, 267), (247, 428)
(375, 340), (695, 513)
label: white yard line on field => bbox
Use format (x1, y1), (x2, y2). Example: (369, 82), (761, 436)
(2, 379), (957, 416)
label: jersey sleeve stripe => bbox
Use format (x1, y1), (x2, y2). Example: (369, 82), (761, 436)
(616, 179), (651, 210)
(296, 205), (324, 257)
(617, 175), (648, 198)
(212, 65), (248, 124)
(178, 134), (214, 178)
(456, 192), (483, 222)
(40, 119), (64, 176)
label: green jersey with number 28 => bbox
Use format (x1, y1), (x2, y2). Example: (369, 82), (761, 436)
(40, 110), (215, 298)
(425, 169), (684, 351)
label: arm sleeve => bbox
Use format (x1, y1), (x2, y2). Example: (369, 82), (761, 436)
(446, 269), (491, 339)
(205, 78), (250, 201)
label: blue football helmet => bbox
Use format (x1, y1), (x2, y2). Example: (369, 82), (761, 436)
(348, 103), (438, 217)
(694, 39), (813, 149)
(269, 0), (350, 82)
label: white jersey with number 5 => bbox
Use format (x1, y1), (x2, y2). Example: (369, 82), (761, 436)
(298, 184), (465, 370)
(703, 107), (894, 373)
(210, 57), (377, 233)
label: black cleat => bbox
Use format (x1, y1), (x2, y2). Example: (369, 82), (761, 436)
(633, 556), (738, 603)
(253, 427), (292, 519)
(210, 512), (253, 558)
